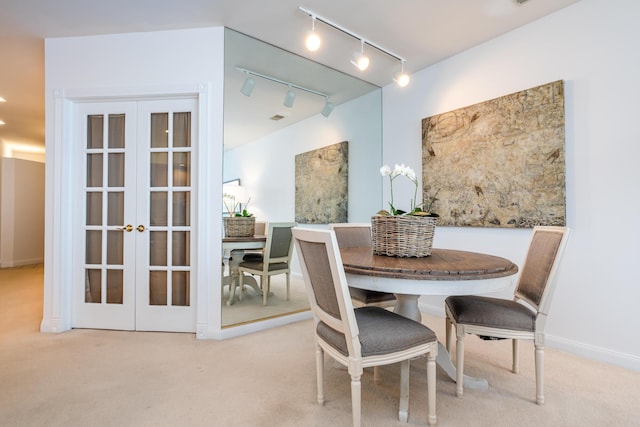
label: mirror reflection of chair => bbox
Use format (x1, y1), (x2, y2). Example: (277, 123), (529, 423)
(445, 226), (571, 405)
(238, 222), (297, 305)
(293, 228), (438, 426)
(222, 221), (268, 304)
(241, 221), (268, 263)
(329, 223), (396, 309)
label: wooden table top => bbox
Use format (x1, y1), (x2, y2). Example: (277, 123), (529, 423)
(340, 247), (518, 281)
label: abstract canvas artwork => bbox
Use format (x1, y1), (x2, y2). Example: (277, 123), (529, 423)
(295, 141), (348, 224)
(421, 80), (565, 228)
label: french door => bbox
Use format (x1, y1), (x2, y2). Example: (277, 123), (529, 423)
(73, 98), (197, 332)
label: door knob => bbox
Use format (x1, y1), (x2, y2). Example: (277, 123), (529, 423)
(137, 225), (145, 232)
(118, 224), (133, 232)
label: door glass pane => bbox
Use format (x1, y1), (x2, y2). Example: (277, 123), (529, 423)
(172, 271), (189, 306)
(106, 231), (123, 265)
(172, 192), (190, 226)
(173, 152), (190, 187)
(107, 192), (124, 226)
(108, 153), (125, 187)
(106, 269), (123, 304)
(149, 271), (167, 305)
(87, 115), (104, 149)
(150, 113), (168, 148)
(150, 153), (168, 187)
(87, 154), (103, 187)
(172, 231), (190, 266)
(108, 114), (125, 149)
(150, 192), (168, 226)
(173, 112), (191, 148)
(85, 269), (102, 303)
(86, 230), (102, 264)
(86, 192), (102, 226)
(149, 231), (167, 266)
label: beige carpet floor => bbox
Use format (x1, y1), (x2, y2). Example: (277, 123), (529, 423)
(1, 264), (639, 426)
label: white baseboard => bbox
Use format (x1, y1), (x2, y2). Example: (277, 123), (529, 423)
(417, 300), (640, 372)
(206, 310), (313, 340)
(1, 257), (44, 268)
(40, 316), (68, 333)
(546, 334), (640, 372)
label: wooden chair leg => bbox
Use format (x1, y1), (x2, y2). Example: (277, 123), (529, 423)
(373, 366), (381, 383)
(399, 360), (410, 422)
(535, 344), (545, 405)
(456, 331), (465, 398)
(351, 374), (362, 427)
(512, 339), (520, 373)
(262, 275), (268, 305)
(427, 350), (437, 426)
(316, 344), (324, 405)
(286, 271), (290, 301)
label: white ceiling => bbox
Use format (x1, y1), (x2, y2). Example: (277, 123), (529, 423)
(0, 0), (581, 149)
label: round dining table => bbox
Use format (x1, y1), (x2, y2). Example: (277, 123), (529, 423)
(340, 246), (519, 389)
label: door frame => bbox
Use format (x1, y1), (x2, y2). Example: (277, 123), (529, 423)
(41, 84), (222, 338)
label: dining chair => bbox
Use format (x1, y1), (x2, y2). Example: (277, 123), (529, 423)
(241, 220), (268, 262)
(328, 223), (396, 308)
(238, 222), (296, 305)
(444, 226), (570, 404)
(293, 227), (438, 426)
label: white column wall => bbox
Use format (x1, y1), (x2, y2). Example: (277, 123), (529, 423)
(382, 0), (640, 370)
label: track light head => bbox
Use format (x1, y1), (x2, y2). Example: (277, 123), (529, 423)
(351, 40), (369, 71)
(321, 99), (335, 117)
(394, 72), (410, 87)
(393, 61), (410, 87)
(283, 86), (296, 108)
(305, 16), (321, 51)
(240, 74), (256, 96)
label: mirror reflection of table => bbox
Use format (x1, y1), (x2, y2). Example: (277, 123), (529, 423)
(340, 246), (519, 390)
(222, 236), (266, 306)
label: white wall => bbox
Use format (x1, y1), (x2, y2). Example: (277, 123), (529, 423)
(382, 0), (640, 370)
(43, 27), (225, 336)
(224, 90), (382, 225)
(0, 157), (45, 267)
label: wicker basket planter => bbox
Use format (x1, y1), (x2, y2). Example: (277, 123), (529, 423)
(224, 216), (256, 237)
(371, 215), (437, 257)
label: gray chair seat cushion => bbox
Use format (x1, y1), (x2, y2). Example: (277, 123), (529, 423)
(317, 306), (436, 357)
(349, 287), (396, 304)
(239, 261), (288, 271)
(242, 252), (264, 262)
(445, 295), (536, 332)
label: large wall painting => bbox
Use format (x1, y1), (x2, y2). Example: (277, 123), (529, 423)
(295, 141), (348, 224)
(422, 80), (565, 228)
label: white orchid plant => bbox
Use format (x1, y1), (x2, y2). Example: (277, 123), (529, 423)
(379, 163), (439, 217)
(223, 193), (253, 217)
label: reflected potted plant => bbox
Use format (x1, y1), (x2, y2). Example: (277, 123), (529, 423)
(372, 164), (439, 257)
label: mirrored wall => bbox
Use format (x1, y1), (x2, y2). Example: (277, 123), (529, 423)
(221, 28), (382, 328)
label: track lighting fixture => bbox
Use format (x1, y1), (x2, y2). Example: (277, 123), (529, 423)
(236, 67), (333, 117)
(305, 15), (321, 51)
(283, 86), (296, 108)
(240, 72), (256, 96)
(393, 60), (411, 88)
(298, 6), (409, 87)
(321, 98), (335, 118)
(350, 39), (369, 71)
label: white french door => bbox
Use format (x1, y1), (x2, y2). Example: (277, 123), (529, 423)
(73, 98), (197, 332)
